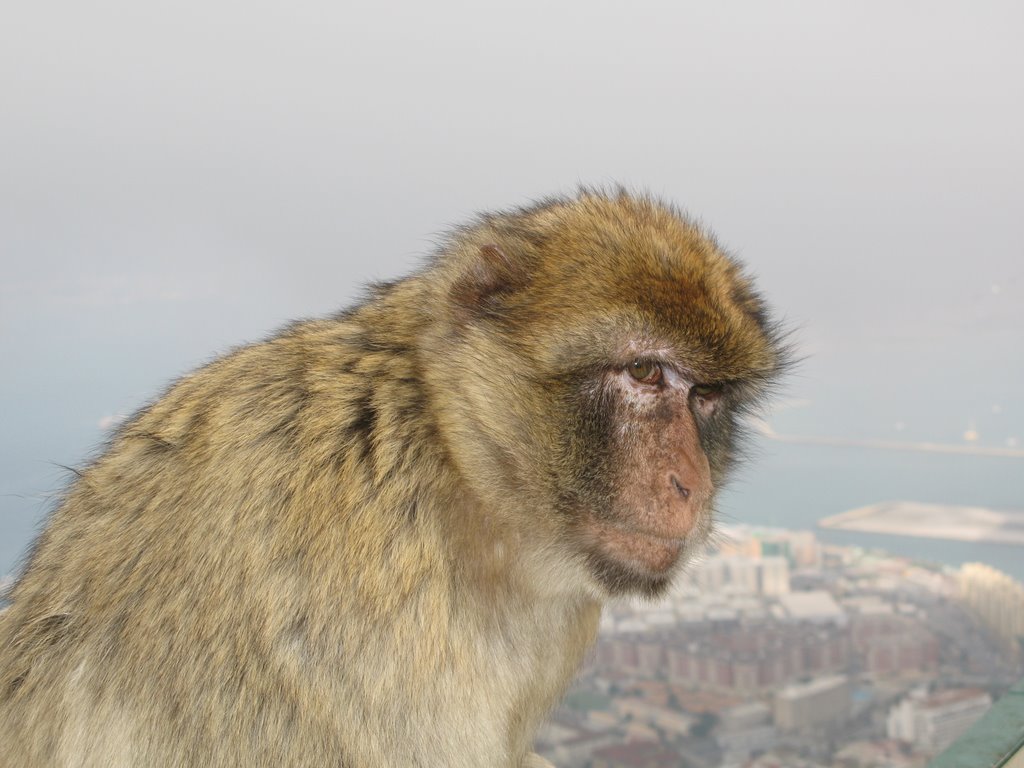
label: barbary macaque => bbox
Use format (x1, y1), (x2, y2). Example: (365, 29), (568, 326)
(0, 190), (786, 767)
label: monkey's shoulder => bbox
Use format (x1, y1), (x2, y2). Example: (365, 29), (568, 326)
(106, 313), (420, 455)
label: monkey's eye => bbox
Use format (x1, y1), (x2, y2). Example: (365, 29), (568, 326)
(627, 359), (663, 385)
(690, 384), (722, 414)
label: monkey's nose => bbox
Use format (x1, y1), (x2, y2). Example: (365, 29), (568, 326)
(669, 474), (691, 500)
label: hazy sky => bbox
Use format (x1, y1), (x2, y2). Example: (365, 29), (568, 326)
(2, 1), (1023, 576)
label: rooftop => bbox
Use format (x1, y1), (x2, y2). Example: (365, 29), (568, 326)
(776, 674), (848, 700)
(777, 590), (845, 622)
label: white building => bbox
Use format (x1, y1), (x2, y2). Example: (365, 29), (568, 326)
(958, 563), (1024, 655)
(682, 554), (791, 597)
(887, 687), (992, 753)
(777, 590), (846, 625)
(760, 556), (791, 596)
(774, 675), (851, 731)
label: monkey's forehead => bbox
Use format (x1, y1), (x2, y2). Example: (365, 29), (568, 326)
(516, 209), (778, 380)
(444, 190), (785, 382)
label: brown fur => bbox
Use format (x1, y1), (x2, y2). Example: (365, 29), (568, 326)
(0, 189), (786, 767)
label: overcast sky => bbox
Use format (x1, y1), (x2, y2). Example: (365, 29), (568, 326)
(2, 1), (1022, 576)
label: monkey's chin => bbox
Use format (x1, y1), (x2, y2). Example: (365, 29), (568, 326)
(582, 519), (690, 598)
(602, 526), (684, 574)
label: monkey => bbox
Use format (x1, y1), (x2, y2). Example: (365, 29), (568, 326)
(0, 189), (786, 767)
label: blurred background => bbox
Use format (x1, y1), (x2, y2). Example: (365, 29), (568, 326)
(2, 2), (1023, 764)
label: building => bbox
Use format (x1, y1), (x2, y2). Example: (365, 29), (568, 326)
(774, 674), (851, 731)
(777, 590), (846, 625)
(760, 556), (791, 596)
(680, 554), (791, 597)
(610, 697), (695, 738)
(715, 701), (777, 765)
(591, 741), (681, 768)
(887, 687), (992, 753)
(851, 614), (940, 679)
(958, 562), (1024, 657)
(596, 620), (850, 695)
(535, 721), (619, 767)
(832, 739), (918, 768)
(716, 526), (822, 569)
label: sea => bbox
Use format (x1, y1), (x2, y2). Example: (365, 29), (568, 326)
(721, 438), (1024, 581)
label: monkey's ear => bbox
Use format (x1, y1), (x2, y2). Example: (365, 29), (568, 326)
(450, 244), (528, 322)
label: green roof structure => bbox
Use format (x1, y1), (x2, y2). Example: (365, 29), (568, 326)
(929, 678), (1024, 768)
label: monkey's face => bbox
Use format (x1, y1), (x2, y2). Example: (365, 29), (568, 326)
(555, 354), (723, 597)
(438, 193), (785, 598)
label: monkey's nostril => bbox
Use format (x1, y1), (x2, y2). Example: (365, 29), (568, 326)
(670, 474), (690, 500)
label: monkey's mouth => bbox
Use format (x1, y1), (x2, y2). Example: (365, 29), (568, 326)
(586, 518), (687, 574)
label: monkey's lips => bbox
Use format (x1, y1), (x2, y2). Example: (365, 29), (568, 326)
(587, 518), (688, 574)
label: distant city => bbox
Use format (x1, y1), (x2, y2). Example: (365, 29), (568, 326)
(535, 525), (1024, 768)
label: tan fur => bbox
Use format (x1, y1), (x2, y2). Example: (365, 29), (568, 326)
(0, 189), (784, 766)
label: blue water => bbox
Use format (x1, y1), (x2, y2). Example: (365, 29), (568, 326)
(721, 438), (1024, 581)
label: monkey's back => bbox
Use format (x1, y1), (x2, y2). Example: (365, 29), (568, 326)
(0, 297), (468, 766)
